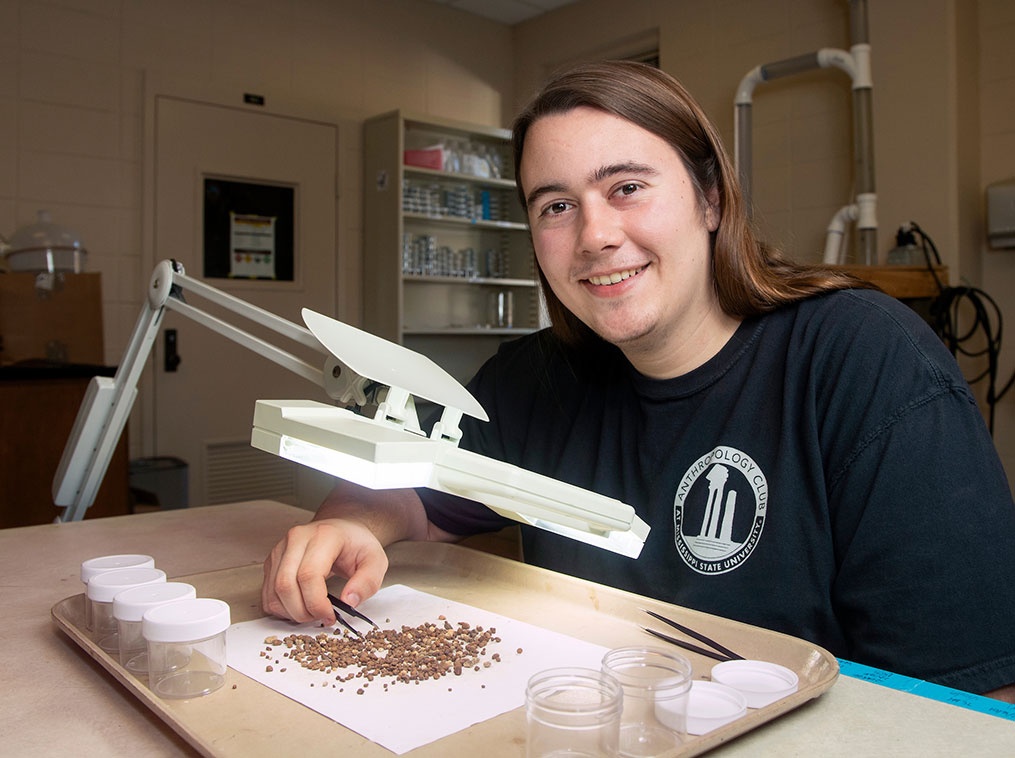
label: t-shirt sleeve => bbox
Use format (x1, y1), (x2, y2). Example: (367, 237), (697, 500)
(823, 307), (1015, 693)
(418, 488), (514, 536)
(416, 349), (516, 537)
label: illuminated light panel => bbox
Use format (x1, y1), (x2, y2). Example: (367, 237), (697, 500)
(251, 399), (649, 558)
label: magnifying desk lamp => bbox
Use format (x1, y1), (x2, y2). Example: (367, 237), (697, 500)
(52, 260), (649, 558)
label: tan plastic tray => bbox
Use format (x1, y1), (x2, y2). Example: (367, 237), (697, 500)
(52, 541), (837, 757)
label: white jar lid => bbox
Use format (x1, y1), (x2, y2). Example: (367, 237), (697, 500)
(683, 680), (748, 735)
(710, 659), (799, 708)
(113, 582), (197, 622)
(143, 598), (231, 642)
(80, 554), (155, 583)
(86, 567), (166, 602)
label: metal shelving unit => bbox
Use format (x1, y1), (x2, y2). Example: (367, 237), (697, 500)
(363, 110), (539, 385)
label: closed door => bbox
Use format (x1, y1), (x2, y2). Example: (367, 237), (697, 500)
(148, 95), (338, 509)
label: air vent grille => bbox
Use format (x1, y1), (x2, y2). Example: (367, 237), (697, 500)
(204, 439), (297, 505)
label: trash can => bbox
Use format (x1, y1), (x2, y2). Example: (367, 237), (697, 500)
(128, 457), (188, 511)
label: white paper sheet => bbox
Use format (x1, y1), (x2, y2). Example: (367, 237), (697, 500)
(226, 584), (609, 754)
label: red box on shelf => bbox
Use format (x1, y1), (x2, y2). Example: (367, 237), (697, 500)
(403, 148), (444, 170)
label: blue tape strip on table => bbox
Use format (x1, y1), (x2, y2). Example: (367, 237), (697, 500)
(837, 658), (1015, 721)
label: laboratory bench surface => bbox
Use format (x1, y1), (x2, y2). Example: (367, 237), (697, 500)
(2, 500), (1011, 756)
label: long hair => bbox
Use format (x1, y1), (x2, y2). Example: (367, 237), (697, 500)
(511, 60), (873, 347)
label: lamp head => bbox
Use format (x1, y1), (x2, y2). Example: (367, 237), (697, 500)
(252, 310), (649, 558)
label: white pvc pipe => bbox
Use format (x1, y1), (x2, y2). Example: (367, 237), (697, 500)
(735, 65), (764, 106)
(823, 204), (859, 264)
(849, 43), (873, 89)
(733, 0), (878, 262)
(855, 192), (878, 235)
(816, 48), (857, 81)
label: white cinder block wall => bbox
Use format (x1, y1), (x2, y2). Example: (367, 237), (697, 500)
(0, 0), (513, 373)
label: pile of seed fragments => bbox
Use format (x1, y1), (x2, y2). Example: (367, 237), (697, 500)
(260, 615), (520, 692)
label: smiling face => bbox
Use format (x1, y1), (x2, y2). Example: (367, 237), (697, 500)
(520, 106), (738, 378)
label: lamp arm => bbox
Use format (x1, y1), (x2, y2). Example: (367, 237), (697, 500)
(167, 268), (322, 352)
(52, 259), (352, 522)
(164, 296), (324, 388)
(52, 298), (163, 521)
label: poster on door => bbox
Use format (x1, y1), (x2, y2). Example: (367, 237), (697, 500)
(229, 212), (276, 279)
(203, 177), (295, 281)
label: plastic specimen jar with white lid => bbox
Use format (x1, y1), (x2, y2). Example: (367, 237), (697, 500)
(113, 582), (197, 675)
(79, 554), (155, 631)
(87, 567), (166, 653)
(143, 598), (231, 699)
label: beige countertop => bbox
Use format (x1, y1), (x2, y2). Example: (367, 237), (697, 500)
(2, 500), (1011, 756)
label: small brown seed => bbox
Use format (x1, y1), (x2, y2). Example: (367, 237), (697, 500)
(254, 615), (508, 688)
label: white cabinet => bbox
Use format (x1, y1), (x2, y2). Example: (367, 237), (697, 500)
(363, 111), (539, 386)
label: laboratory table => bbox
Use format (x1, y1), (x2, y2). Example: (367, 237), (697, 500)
(2, 500), (1011, 756)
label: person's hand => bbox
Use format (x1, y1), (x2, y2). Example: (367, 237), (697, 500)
(261, 518), (389, 624)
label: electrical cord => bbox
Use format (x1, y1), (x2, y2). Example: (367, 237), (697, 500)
(904, 222), (1009, 434)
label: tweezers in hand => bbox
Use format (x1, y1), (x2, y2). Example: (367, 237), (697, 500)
(327, 592), (379, 638)
(642, 608), (744, 662)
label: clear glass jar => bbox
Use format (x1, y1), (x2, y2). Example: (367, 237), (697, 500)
(526, 667), (623, 758)
(79, 554), (155, 631)
(143, 598), (231, 699)
(600, 646), (693, 757)
(113, 582), (196, 675)
(5, 209), (88, 273)
(86, 567), (166, 652)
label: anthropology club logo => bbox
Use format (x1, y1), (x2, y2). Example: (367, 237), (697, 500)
(672, 446), (767, 575)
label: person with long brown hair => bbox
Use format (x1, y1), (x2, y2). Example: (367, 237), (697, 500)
(262, 61), (1015, 700)
(512, 59), (872, 350)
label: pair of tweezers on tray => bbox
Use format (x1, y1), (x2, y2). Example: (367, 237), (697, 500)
(327, 592), (379, 638)
(642, 609), (744, 662)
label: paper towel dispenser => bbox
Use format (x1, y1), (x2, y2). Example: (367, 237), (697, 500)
(987, 179), (1015, 249)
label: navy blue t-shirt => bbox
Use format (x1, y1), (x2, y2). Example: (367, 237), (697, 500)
(419, 289), (1015, 694)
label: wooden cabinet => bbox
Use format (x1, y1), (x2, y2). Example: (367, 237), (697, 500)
(829, 264), (948, 300)
(0, 367), (129, 527)
(363, 111), (539, 385)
